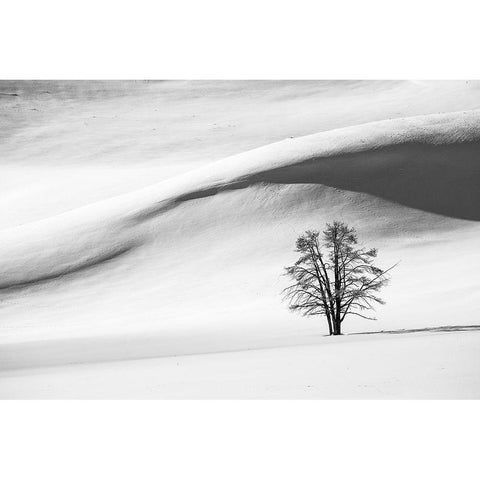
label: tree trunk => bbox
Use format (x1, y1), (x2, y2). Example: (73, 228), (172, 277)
(333, 321), (342, 335)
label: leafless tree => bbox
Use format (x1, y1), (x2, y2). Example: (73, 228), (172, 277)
(282, 221), (396, 335)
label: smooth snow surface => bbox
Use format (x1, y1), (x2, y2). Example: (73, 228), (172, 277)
(0, 80), (479, 398)
(1, 329), (479, 399)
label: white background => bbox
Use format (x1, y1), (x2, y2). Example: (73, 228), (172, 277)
(2, 0), (479, 79)
(1, 1), (479, 479)
(0, 401), (478, 479)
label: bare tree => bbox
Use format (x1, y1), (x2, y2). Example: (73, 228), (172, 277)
(282, 221), (396, 335)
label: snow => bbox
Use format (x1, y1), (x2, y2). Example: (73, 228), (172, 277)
(1, 329), (479, 399)
(0, 80), (479, 397)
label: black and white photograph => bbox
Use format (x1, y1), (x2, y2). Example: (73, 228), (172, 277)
(1, 79), (478, 399)
(1, 1), (479, 479)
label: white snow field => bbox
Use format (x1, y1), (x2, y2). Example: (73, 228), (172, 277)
(0, 80), (479, 398)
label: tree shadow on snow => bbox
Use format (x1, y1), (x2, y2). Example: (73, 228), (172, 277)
(349, 324), (480, 336)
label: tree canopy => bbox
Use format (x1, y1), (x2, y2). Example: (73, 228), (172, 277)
(282, 221), (396, 335)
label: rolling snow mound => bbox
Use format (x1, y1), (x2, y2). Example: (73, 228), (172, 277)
(0, 110), (479, 291)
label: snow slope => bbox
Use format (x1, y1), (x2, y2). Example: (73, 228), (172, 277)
(0, 81), (479, 397)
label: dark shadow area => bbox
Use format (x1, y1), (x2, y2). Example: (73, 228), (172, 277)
(164, 140), (480, 222)
(243, 141), (480, 221)
(174, 180), (250, 203)
(0, 243), (137, 292)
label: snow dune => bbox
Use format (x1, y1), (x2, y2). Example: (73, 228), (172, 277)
(0, 81), (479, 397)
(1, 110), (479, 290)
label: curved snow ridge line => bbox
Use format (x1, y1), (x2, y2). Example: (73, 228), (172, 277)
(4, 109), (480, 230)
(130, 109), (480, 223)
(0, 110), (479, 290)
(2, 243), (137, 292)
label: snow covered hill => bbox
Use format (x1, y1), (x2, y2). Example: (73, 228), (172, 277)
(0, 81), (479, 397)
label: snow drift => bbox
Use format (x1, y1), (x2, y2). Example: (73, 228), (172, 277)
(0, 110), (479, 291)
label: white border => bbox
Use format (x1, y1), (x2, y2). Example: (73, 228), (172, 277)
(1, 1), (479, 479)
